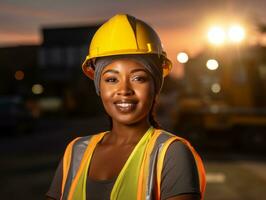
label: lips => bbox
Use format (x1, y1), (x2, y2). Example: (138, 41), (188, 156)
(114, 100), (137, 113)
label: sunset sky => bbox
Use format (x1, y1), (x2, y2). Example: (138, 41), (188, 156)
(1, 0), (266, 77)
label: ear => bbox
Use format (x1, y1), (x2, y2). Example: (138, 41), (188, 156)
(83, 66), (95, 79)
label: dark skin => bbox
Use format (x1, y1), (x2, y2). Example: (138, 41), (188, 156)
(47, 59), (199, 200)
(89, 59), (155, 180)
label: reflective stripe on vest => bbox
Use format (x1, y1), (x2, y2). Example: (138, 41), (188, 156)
(61, 128), (206, 200)
(154, 131), (206, 200)
(61, 135), (93, 200)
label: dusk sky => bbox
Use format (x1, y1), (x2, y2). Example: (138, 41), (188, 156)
(1, 0), (266, 76)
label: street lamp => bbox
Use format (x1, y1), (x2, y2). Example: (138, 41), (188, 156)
(228, 25), (245, 43)
(207, 26), (226, 45)
(207, 24), (246, 45)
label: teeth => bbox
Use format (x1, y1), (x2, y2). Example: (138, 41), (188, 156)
(116, 103), (134, 108)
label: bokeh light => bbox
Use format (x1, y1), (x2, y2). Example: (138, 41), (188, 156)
(32, 84), (44, 95)
(14, 70), (24, 80)
(177, 52), (189, 63)
(206, 59), (219, 70)
(207, 26), (226, 45)
(211, 83), (221, 93)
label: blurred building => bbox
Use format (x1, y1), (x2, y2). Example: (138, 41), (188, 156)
(0, 45), (39, 135)
(38, 25), (100, 82)
(37, 25), (102, 116)
(0, 24), (104, 118)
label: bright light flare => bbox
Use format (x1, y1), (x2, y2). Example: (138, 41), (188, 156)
(177, 52), (189, 63)
(207, 26), (225, 45)
(228, 25), (245, 43)
(206, 59), (219, 70)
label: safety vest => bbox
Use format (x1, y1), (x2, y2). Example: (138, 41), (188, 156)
(60, 127), (206, 200)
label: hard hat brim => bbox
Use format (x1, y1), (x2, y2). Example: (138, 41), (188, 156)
(82, 53), (172, 80)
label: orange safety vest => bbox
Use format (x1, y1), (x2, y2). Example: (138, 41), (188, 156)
(60, 128), (206, 200)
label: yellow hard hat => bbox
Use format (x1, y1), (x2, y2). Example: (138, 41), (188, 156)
(82, 14), (172, 79)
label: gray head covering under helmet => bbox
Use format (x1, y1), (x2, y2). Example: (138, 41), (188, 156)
(93, 54), (164, 95)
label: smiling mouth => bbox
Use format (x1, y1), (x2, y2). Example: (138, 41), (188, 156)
(114, 101), (137, 113)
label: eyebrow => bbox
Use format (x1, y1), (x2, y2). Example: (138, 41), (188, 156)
(102, 69), (119, 75)
(102, 68), (148, 75)
(130, 68), (149, 74)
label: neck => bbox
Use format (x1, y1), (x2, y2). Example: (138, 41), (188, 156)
(105, 120), (151, 145)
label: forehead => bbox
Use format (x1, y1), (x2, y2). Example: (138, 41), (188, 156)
(102, 59), (147, 74)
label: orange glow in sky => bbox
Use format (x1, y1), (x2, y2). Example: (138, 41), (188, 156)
(1, 0), (266, 78)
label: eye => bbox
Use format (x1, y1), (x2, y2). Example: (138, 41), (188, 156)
(104, 77), (118, 83)
(132, 75), (147, 82)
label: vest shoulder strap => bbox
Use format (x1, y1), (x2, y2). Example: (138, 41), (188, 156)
(154, 130), (206, 200)
(61, 133), (107, 200)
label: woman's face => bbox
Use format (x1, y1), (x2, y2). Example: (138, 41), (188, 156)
(99, 59), (155, 126)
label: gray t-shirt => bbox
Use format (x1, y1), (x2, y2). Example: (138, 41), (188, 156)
(46, 141), (200, 200)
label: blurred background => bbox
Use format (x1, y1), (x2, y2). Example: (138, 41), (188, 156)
(1, 0), (266, 199)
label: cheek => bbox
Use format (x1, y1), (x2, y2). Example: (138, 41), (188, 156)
(137, 84), (155, 106)
(100, 92), (112, 105)
(99, 83), (111, 106)
(100, 92), (114, 117)
(99, 80), (112, 97)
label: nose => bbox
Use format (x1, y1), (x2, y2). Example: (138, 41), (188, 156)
(117, 80), (134, 96)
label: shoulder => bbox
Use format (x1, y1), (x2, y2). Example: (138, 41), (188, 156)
(163, 140), (197, 170)
(166, 140), (192, 156)
(155, 129), (191, 148)
(155, 129), (197, 168)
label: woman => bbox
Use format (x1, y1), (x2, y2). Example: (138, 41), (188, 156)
(46, 14), (206, 200)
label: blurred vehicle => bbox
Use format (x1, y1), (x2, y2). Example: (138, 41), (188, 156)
(0, 96), (35, 136)
(174, 45), (266, 150)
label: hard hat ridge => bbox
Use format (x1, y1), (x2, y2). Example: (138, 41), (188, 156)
(126, 14), (137, 36)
